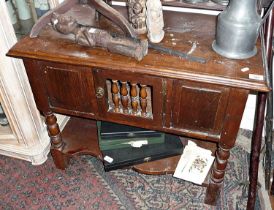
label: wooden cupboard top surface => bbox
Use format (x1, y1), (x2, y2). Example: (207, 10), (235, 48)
(7, 11), (269, 92)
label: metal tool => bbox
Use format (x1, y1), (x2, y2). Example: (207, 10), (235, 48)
(183, 0), (209, 3)
(148, 42), (207, 64)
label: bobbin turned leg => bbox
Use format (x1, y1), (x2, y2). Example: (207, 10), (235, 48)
(211, 143), (231, 184)
(204, 89), (249, 205)
(44, 111), (68, 170)
(204, 143), (231, 205)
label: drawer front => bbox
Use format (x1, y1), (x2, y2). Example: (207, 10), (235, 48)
(39, 61), (98, 116)
(171, 80), (230, 136)
(93, 68), (164, 129)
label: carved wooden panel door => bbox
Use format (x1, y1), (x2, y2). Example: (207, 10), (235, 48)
(171, 80), (230, 137)
(38, 61), (98, 116)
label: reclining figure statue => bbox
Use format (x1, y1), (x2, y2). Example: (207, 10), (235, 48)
(51, 12), (148, 61)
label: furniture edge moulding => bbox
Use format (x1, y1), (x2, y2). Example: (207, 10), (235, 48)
(0, 0), (67, 165)
(6, 46), (269, 93)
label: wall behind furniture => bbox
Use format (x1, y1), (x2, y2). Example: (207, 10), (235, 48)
(0, 0), (69, 165)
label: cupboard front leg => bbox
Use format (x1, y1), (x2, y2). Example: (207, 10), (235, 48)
(211, 143), (231, 183)
(205, 88), (249, 205)
(204, 143), (231, 205)
(44, 111), (68, 170)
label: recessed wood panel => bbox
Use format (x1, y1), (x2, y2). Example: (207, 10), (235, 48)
(172, 80), (229, 134)
(40, 62), (97, 115)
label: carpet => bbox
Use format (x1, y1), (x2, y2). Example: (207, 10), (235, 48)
(0, 144), (261, 209)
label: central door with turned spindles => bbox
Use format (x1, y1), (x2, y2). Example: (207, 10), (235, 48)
(93, 68), (164, 129)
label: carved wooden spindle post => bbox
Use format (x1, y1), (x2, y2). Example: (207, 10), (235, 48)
(120, 81), (129, 113)
(130, 83), (138, 114)
(111, 80), (120, 112)
(45, 111), (67, 169)
(140, 84), (147, 116)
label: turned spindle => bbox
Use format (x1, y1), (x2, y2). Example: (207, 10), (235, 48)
(111, 80), (120, 112)
(211, 143), (230, 183)
(130, 83), (138, 114)
(120, 81), (129, 113)
(140, 84), (148, 116)
(44, 111), (68, 169)
(45, 112), (64, 149)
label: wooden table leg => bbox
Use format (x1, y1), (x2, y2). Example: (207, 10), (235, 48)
(204, 143), (231, 205)
(205, 89), (249, 205)
(44, 111), (68, 170)
(247, 92), (267, 209)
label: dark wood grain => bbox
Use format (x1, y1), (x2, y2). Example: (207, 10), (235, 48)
(48, 116), (102, 169)
(45, 111), (67, 170)
(40, 62), (98, 114)
(162, 78), (173, 128)
(7, 9), (270, 207)
(23, 59), (51, 112)
(133, 155), (181, 175)
(8, 12), (269, 92)
(93, 68), (164, 128)
(61, 117), (102, 158)
(171, 80), (229, 135)
(204, 88), (249, 205)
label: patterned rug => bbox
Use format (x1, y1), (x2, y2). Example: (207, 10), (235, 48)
(0, 145), (261, 209)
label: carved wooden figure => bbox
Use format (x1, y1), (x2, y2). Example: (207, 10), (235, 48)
(51, 13), (148, 60)
(127, 0), (147, 34)
(146, 0), (165, 43)
(8, 8), (271, 210)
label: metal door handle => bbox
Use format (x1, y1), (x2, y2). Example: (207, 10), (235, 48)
(96, 87), (104, 98)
